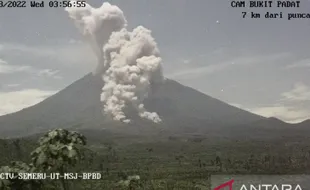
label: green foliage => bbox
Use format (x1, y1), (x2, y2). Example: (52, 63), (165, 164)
(0, 129), (87, 190)
(29, 129), (87, 190)
(30, 129), (87, 171)
(0, 161), (42, 190)
(117, 175), (142, 189)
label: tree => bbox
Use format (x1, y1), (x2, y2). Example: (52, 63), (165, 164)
(215, 156), (222, 171)
(30, 129), (87, 190)
(117, 175), (141, 190)
(175, 155), (184, 166)
(0, 161), (42, 190)
(198, 159), (202, 168)
(12, 139), (22, 158)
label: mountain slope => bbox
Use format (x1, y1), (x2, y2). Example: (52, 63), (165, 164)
(0, 73), (265, 137)
(296, 119), (310, 127)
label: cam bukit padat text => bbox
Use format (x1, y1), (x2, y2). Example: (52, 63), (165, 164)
(231, 1), (300, 8)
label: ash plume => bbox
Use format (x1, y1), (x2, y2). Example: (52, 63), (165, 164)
(65, 2), (164, 123)
(65, 1), (127, 75)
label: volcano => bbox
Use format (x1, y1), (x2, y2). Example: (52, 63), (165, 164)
(0, 74), (272, 138)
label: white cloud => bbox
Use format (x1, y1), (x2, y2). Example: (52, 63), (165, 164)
(0, 42), (95, 68)
(68, 39), (82, 44)
(1, 43), (55, 57)
(6, 84), (21, 88)
(229, 82), (310, 123)
(0, 58), (33, 74)
(0, 89), (56, 116)
(166, 61), (233, 79)
(37, 69), (60, 78)
(249, 106), (309, 124)
(285, 58), (310, 69)
(0, 58), (6, 64)
(281, 82), (310, 101)
(229, 103), (243, 109)
(0, 57), (62, 79)
(167, 52), (291, 79)
(182, 59), (191, 64)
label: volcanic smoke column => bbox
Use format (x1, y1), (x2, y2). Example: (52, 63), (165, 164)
(102, 27), (164, 123)
(65, 2), (164, 123)
(65, 2), (127, 75)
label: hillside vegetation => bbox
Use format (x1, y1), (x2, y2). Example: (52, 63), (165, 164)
(0, 129), (309, 190)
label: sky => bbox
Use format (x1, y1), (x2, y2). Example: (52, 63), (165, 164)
(0, 0), (309, 123)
